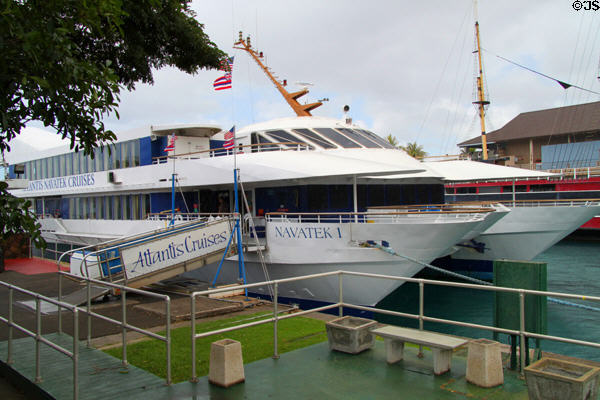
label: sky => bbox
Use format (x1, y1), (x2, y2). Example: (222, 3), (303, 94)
(6, 0), (600, 165)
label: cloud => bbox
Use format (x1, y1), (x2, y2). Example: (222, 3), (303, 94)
(7, 0), (600, 162)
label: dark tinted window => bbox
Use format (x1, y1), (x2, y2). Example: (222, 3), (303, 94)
(314, 128), (360, 148)
(356, 129), (395, 149)
(265, 130), (312, 148)
(251, 133), (278, 152)
(336, 128), (381, 148)
(330, 185), (349, 209)
(292, 129), (336, 149)
(307, 186), (328, 211)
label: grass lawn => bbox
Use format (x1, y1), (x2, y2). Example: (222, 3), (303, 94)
(104, 312), (328, 383)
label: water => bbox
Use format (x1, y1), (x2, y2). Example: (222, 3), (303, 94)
(376, 238), (600, 362)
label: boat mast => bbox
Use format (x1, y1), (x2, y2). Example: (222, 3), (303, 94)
(234, 31), (322, 116)
(473, 8), (490, 160)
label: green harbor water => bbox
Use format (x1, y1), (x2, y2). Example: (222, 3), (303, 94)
(377, 238), (600, 362)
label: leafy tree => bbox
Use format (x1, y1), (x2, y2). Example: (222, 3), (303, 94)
(399, 141), (427, 158)
(0, 0), (226, 266)
(0, 182), (45, 271)
(386, 134), (399, 148)
(1, 0), (226, 155)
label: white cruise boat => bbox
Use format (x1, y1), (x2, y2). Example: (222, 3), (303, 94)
(7, 117), (494, 305)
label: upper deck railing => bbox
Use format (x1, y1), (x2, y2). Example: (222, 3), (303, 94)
(152, 142), (312, 165)
(456, 199), (600, 208)
(264, 209), (491, 224)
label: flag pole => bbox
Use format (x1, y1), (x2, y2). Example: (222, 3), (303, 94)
(170, 154), (175, 227)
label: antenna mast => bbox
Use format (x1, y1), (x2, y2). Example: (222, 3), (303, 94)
(473, 5), (490, 160)
(234, 31), (322, 116)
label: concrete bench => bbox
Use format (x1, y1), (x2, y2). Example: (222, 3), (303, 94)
(371, 325), (468, 375)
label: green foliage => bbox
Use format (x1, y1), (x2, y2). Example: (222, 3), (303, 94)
(399, 141), (427, 158)
(0, 0), (225, 156)
(104, 312), (328, 383)
(386, 134), (399, 148)
(0, 181), (46, 264)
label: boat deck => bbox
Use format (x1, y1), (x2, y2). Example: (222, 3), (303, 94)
(0, 333), (544, 400)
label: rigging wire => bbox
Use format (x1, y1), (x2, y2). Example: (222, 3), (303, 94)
(441, 12), (472, 154)
(414, 2), (472, 145)
(488, 51), (600, 96)
(573, 12), (599, 105)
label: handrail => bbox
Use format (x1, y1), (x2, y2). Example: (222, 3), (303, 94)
(456, 199), (600, 207)
(57, 271), (172, 385)
(189, 269), (600, 380)
(265, 209), (492, 217)
(152, 141), (313, 164)
(0, 281), (80, 400)
(75, 216), (235, 284)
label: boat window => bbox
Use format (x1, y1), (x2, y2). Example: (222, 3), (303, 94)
(264, 130), (312, 149)
(503, 185), (528, 193)
(307, 186), (329, 211)
(53, 156), (60, 177)
(313, 128), (360, 148)
(336, 128), (381, 148)
(133, 141), (140, 167)
(355, 129), (395, 149)
(529, 184), (555, 192)
(251, 133), (278, 152)
(292, 129), (336, 149)
(478, 186), (501, 194)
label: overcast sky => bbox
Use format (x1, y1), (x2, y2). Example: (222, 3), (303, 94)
(8, 0), (600, 162)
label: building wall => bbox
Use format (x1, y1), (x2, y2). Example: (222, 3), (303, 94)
(492, 132), (600, 168)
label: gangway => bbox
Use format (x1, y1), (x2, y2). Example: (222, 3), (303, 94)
(61, 217), (236, 304)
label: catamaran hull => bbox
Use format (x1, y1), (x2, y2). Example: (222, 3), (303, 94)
(190, 216), (487, 305)
(450, 204), (600, 261)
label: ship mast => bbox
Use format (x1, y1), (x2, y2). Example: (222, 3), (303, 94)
(473, 15), (490, 160)
(234, 31), (322, 116)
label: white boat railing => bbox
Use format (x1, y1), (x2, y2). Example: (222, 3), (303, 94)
(498, 199), (600, 208)
(152, 141), (312, 164)
(456, 199), (600, 208)
(189, 269), (600, 381)
(264, 209), (490, 224)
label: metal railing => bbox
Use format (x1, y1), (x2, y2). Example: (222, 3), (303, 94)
(57, 271), (172, 385)
(264, 209), (490, 224)
(152, 141), (312, 164)
(0, 281), (80, 399)
(189, 270), (600, 378)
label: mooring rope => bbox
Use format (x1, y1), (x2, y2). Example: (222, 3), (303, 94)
(368, 243), (600, 313)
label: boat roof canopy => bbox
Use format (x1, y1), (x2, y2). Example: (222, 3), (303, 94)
(150, 124), (222, 138)
(423, 160), (558, 182)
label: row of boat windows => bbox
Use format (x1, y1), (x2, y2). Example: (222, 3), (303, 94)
(16, 140), (142, 181)
(34, 194), (150, 220)
(447, 184), (556, 194)
(250, 127), (395, 150)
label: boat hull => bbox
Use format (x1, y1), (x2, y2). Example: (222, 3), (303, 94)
(450, 204), (600, 262)
(190, 215), (486, 305)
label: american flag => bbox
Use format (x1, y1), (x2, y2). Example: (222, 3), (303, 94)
(218, 56), (234, 73)
(223, 126), (235, 149)
(213, 74), (232, 91)
(163, 134), (177, 152)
